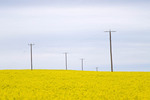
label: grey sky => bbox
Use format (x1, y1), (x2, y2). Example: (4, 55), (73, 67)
(0, 0), (149, 6)
(0, 0), (150, 71)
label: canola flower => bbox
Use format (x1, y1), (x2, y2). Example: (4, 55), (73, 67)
(0, 70), (150, 100)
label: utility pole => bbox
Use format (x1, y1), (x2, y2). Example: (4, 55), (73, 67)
(28, 44), (34, 70)
(81, 58), (84, 71)
(96, 67), (98, 72)
(104, 30), (116, 72)
(64, 52), (68, 70)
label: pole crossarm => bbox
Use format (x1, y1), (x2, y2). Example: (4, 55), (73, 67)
(104, 30), (116, 32)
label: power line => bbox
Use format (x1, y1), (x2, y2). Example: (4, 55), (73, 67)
(104, 30), (116, 72)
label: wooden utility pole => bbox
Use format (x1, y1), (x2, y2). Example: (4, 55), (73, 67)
(96, 67), (98, 72)
(29, 44), (34, 70)
(104, 30), (116, 72)
(81, 58), (84, 71)
(64, 52), (68, 70)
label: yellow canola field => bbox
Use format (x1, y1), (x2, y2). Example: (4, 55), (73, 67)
(0, 70), (150, 100)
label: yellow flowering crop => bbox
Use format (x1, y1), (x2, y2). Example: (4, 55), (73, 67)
(0, 70), (150, 100)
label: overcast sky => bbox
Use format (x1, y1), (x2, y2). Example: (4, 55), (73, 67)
(0, 0), (150, 71)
